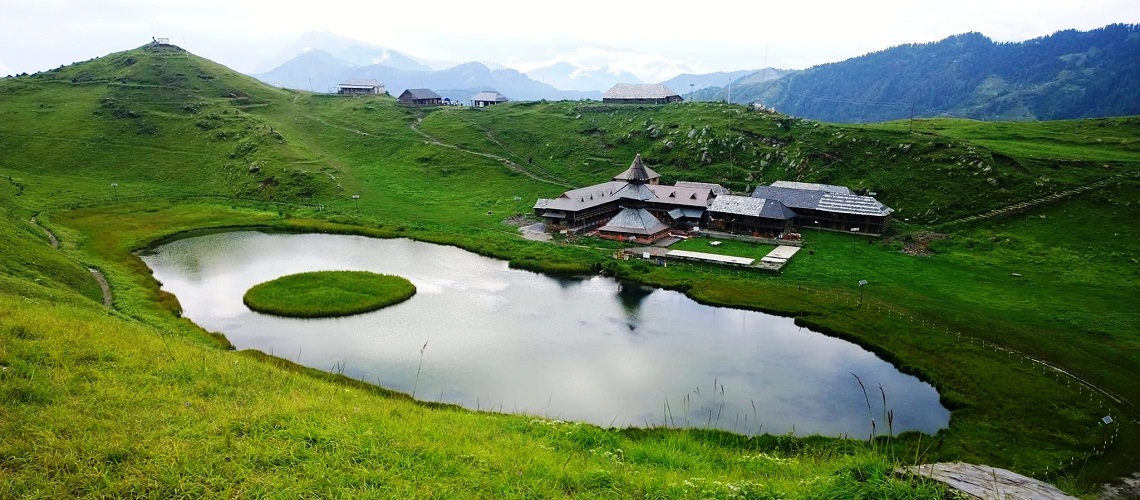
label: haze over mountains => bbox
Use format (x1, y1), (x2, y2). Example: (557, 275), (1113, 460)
(700, 23), (1140, 122)
(253, 24), (1140, 122)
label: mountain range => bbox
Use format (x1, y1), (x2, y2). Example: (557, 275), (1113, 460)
(253, 25), (1140, 122)
(702, 23), (1140, 122)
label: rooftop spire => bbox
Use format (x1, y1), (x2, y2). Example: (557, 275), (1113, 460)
(612, 154), (661, 184)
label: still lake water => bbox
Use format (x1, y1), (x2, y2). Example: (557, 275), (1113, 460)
(142, 231), (949, 437)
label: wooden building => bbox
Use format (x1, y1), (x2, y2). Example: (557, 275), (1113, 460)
(602, 84), (683, 104)
(596, 207), (672, 243)
(707, 195), (796, 237)
(471, 90), (509, 107)
(533, 154), (715, 238)
(751, 181), (893, 235)
(338, 78), (385, 95)
(398, 88), (443, 106)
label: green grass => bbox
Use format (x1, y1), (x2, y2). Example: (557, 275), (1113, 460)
(668, 236), (779, 260)
(0, 44), (1138, 496)
(2, 289), (954, 498)
(243, 271), (415, 318)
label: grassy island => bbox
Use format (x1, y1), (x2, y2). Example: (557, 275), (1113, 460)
(243, 271), (415, 317)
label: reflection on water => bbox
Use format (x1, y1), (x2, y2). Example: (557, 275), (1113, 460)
(142, 231), (950, 437)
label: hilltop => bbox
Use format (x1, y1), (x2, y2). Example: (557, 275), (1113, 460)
(1, 44), (1139, 497)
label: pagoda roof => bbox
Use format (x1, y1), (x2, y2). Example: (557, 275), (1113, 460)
(612, 154), (660, 183)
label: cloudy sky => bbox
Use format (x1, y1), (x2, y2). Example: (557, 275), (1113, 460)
(1, 0), (1137, 81)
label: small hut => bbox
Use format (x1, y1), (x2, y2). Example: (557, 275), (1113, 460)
(398, 88), (443, 106)
(338, 78), (385, 95)
(471, 90), (509, 107)
(602, 84), (683, 104)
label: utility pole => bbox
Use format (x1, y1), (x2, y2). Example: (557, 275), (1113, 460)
(909, 101), (916, 133)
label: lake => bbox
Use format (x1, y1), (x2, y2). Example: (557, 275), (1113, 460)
(141, 231), (949, 437)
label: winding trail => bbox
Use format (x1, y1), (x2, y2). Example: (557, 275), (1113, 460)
(942, 174), (1127, 227)
(29, 216), (113, 309)
(409, 117), (575, 189)
(88, 268), (113, 308)
(30, 216), (59, 249)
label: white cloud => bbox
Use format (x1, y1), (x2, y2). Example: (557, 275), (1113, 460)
(1, 0), (1137, 75)
(506, 46), (694, 82)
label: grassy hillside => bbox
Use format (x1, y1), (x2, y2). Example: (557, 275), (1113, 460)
(2, 45), (1138, 496)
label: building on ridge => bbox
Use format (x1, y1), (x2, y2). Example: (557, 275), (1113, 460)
(338, 78), (385, 96)
(471, 90), (509, 107)
(398, 88), (443, 106)
(602, 84), (684, 104)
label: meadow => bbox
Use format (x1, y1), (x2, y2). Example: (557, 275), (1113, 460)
(1, 43), (1137, 496)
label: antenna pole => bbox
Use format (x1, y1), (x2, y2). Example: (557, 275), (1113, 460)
(909, 101), (915, 133)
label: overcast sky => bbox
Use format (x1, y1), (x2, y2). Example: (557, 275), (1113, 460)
(1, 0), (1138, 81)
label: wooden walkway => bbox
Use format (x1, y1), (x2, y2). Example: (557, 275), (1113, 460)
(898, 462), (1076, 499)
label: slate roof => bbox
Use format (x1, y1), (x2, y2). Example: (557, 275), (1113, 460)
(603, 84), (681, 100)
(402, 88), (441, 100)
(535, 156), (715, 214)
(667, 207), (705, 220)
(751, 186), (825, 210)
(472, 90), (508, 103)
(770, 181), (853, 194)
(538, 181), (628, 211)
(339, 78), (382, 88)
(612, 154), (660, 182)
(817, 192), (894, 216)
(598, 208), (670, 236)
(751, 186), (892, 217)
(675, 181), (730, 195)
(646, 185), (713, 208)
(710, 195), (796, 220)
(615, 182), (658, 202)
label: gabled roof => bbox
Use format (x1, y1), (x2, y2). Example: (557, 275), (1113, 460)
(598, 208), (670, 236)
(770, 181), (853, 194)
(339, 78), (382, 88)
(539, 181), (628, 211)
(751, 186), (892, 217)
(710, 195), (796, 220)
(817, 192), (894, 217)
(603, 84), (681, 100)
(401, 88), (441, 100)
(472, 90), (508, 102)
(646, 185), (713, 208)
(750, 186), (825, 211)
(675, 181), (730, 195)
(612, 154), (660, 183)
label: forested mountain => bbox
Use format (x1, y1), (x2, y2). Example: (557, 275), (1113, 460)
(706, 24), (1140, 122)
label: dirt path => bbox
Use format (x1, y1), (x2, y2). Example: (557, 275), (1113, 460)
(409, 118), (574, 189)
(942, 174), (1126, 227)
(30, 216), (59, 249)
(88, 268), (113, 308)
(30, 216), (113, 308)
